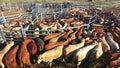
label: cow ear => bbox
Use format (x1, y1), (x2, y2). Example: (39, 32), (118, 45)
(6, 42), (9, 45)
(7, 41), (10, 44)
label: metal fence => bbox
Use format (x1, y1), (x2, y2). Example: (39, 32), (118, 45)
(0, 3), (97, 42)
(0, 12), (32, 24)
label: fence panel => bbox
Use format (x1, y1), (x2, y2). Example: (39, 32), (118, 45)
(0, 3), (99, 42)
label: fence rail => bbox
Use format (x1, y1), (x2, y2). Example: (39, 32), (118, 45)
(0, 3), (98, 42)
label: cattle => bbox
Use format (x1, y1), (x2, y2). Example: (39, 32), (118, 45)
(110, 27), (120, 45)
(0, 41), (14, 68)
(64, 38), (85, 60)
(49, 32), (66, 43)
(27, 38), (38, 55)
(100, 36), (111, 52)
(44, 32), (63, 41)
(33, 38), (45, 52)
(73, 41), (98, 68)
(45, 29), (78, 50)
(110, 52), (120, 68)
(62, 29), (73, 39)
(18, 37), (37, 67)
(90, 42), (103, 62)
(77, 28), (83, 40)
(0, 6), (120, 68)
(37, 45), (64, 67)
(105, 33), (119, 52)
(4, 45), (19, 68)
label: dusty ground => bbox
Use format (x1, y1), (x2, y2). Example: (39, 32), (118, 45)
(0, 9), (26, 16)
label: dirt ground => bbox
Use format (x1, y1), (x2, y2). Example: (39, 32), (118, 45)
(0, 9), (26, 16)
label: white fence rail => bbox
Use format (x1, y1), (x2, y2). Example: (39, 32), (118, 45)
(0, 3), (95, 42)
(0, 12), (32, 24)
(0, 13), (98, 42)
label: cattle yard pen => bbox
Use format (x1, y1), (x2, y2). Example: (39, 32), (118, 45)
(0, 2), (119, 42)
(0, 1), (120, 68)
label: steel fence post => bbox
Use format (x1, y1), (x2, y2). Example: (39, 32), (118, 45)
(1, 12), (6, 23)
(19, 22), (26, 40)
(0, 29), (6, 42)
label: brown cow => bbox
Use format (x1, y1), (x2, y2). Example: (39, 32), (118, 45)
(18, 37), (37, 67)
(33, 38), (45, 52)
(110, 27), (120, 45)
(115, 27), (120, 35)
(62, 29), (73, 39)
(44, 32), (63, 41)
(49, 32), (66, 43)
(110, 52), (120, 68)
(77, 28), (83, 40)
(4, 45), (19, 68)
(0, 41), (14, 68)
(45, 29), (78, 50)
(27, 38), (38, 55)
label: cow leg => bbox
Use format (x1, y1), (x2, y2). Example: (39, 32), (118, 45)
(13, 59), (17, 68)
(49, 62), (52, 68)
(26, 58), (31, 66)
(62, 58), (66, 64)
(48, 61), (52, 68)
(77, 61), (81, 68)
(1, 63), (5, 68)
(20, 60), (24, 67)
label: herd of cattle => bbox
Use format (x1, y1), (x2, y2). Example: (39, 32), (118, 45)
(0, 7), (120, 68)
